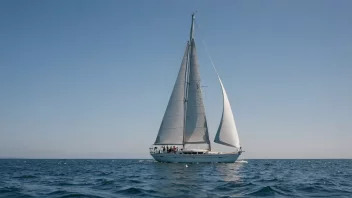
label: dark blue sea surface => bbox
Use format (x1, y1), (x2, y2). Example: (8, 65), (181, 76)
(0, 159), (351, 197)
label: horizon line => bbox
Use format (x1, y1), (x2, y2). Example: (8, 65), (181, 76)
(1, 158), (351, 160)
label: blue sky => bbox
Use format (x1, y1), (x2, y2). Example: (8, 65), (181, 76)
(0, 0), (351, 159)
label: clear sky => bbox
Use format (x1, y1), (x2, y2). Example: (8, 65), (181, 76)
(0, 0), (351, 159)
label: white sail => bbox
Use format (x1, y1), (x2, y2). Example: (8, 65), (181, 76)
(214, 76), (240, 148)
(184, 40), (210, 145)
(154, 43), (189, 145)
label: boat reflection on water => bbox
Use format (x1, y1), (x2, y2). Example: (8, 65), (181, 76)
(148, 161), (246, 197)
(214, 161), (245, 182)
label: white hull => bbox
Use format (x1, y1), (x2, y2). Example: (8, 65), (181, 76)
(151, 152), (241, 163)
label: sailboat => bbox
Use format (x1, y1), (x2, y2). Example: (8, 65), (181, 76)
(150, 13), (242, 163)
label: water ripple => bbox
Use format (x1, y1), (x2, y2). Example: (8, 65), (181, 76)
(0, 159), (351, 197)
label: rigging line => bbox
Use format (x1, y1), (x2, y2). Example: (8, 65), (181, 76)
(195, 127), (206, 137)
(194, 19), (221, 78)
(201, 40), (221, 78)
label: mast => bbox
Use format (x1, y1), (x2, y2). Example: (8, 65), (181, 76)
(182, 13), (211, 151)
(183, 51), (188, 149)
(182, 13), (195, 149)
(190, 13), (195, 44)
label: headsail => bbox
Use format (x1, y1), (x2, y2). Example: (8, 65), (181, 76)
(154, 43), (189, 145)
(214, 75), (240, 148)
(184, 39), (210, 146)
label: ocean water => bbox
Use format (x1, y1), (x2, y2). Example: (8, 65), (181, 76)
(0, 159), (351, 197)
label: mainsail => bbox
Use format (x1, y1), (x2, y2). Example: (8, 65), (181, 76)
(154, 43), (189, 145)
(184, 39), (210, 146)
(214, 76), (240, 148)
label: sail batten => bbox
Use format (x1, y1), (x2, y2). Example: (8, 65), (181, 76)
(154, 43), (189, 145)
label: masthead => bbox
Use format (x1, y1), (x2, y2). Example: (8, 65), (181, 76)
(190, 12), (196, 42)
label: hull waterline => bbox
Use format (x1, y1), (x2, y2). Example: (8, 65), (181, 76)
(150, 152), (241, 163)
